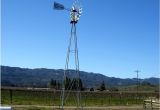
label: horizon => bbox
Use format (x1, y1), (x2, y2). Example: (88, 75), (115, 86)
(1, 0), (159, 78)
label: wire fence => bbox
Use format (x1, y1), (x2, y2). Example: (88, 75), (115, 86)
(1, 88), (159, 107)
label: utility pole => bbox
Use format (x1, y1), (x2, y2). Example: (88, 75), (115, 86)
(134, 70), (140, 104)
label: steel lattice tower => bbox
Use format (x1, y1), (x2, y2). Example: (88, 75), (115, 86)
(53, 1), (83, 109)
(60, 21), (82, 110)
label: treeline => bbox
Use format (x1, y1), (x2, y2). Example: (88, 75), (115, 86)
(64, 77), (84, 90)
(48, 78), (108, 92)
(48, 77), (84, 90)
(2, 80), (48, 88)
(47, 79), (61, 89)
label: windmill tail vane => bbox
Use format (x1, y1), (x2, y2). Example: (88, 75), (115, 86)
(54, 2), (64, 10)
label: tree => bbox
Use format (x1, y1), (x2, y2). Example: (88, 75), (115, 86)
(72, 78), (77, 90)
(56, 82), (61, 90)
(90, 88), (94, 91)
(65, 77), (71, 90)
(110, 87), (118, 91)
(48, 79), (57, 88)
(141, 81), (151, 86)
(100, 81), (106, 91)
(72, 78), (84, 90)
(79, 78), (83, 90)
(65, 77), (84, 90)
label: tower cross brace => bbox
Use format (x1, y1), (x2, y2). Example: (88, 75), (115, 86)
(60, 21), (83, 110)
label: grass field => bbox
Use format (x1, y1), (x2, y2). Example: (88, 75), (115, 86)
(1, 88), (159, 107)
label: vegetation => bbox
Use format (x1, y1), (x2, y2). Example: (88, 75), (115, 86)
(64, 77), (84, 90)
(1, 88), (159, 106)
(90, 88), (94, 91)
(12, 107), (54, 110)
(48, 79), (61, 89)
(99, 81), (106, 91)
(117, 83), (159, 92)
(1, 66), (159, 108)
(109, 87), (119, 92)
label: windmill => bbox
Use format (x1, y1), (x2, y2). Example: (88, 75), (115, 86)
(54, 0), (83, 109)
(134, 70), (141, 104)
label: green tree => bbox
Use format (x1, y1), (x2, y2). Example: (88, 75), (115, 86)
(100, 81), (106, 91)
(65, 77), (71, 90)
(56, 82), (61, 90)
(110, 87), (118, 91)
(79, 78), (83, 90)
(72, 78), (77, 90)
(90, 88), (94, 91)
(64, 77), (83, 90)
(72, 78), (83, 90)
(48, 79), (57, 88)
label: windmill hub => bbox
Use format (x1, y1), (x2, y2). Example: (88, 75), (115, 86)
(70, 7), (82, 24)
(54, 0), (82, 24)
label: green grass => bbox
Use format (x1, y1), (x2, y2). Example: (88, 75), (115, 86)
(118, 84), (159, 92)
(1, 88), (159, 106)
(12, 107), (55, 110)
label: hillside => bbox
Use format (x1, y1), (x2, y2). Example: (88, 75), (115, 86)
(1, 66), (159, 88)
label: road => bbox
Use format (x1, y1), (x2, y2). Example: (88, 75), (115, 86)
(2, 104), (144, 110)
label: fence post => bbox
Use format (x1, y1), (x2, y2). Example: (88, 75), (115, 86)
(151, 99), (153, 110)
(9, 89), (12, 104)
(109, 93), (110, 105)
(120, 92), (122, 105)
(84, 93), (86, 106)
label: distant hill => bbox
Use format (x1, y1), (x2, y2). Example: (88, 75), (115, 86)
(1, 66), (160, 88)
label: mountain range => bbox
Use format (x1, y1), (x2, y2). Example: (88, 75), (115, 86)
(1, 66), (159, 88)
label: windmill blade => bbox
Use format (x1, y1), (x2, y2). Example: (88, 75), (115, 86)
(72, 0), (82, 11)
(54, 2), (65, 10)
(72, 0), (83, 15)
(78, 7), (82, 14)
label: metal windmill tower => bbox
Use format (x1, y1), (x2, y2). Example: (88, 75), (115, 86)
(54, 0), (83, 109)
(134, 70), (141, 104)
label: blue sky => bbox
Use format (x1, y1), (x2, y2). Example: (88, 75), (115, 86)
(1, 0), (159, 78)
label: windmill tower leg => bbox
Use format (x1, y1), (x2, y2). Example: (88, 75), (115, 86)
(60, 22), (83, 110)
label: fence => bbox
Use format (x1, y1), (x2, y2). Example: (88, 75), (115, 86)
(143, 97), (160, 110)
(1, 88), (159, 106)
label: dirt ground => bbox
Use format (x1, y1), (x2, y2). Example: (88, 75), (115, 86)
(9, 105), (144, 110)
